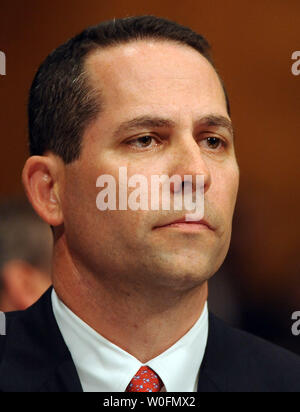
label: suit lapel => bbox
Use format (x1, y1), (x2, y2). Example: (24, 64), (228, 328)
(197, 312), (232, 392)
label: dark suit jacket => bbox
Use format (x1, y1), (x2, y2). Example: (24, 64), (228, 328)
(0, 287), (300, 392)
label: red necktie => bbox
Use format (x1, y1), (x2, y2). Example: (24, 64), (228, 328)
(126, 366), (164, 392)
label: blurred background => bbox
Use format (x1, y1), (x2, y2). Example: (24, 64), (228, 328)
(0, 0), (299, 353)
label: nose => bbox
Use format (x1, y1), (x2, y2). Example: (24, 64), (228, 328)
(169, 134), (211, 195)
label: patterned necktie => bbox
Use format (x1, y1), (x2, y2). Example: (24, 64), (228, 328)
(126, 366), (164, 392)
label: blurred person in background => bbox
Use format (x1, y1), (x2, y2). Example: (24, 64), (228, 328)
(0, 198), (52, 311)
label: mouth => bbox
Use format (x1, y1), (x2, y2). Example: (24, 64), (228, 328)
(153, 217), (215, 232)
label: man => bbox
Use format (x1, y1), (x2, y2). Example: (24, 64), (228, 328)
(0, 15), (299, 392)
(0, 198), (52, 311)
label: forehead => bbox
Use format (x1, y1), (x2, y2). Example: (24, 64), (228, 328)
(85, 40), (227, 118)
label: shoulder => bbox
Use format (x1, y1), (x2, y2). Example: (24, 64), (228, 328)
(0, 287), (63, 364)
(0, 288), (83, 392)
(210, 312), (300, 362)
(202, 312), (300, 392)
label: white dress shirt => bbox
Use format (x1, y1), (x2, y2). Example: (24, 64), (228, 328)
(51, 288), (208, 392)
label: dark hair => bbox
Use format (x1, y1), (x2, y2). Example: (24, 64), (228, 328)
(28, 15), (230, 164)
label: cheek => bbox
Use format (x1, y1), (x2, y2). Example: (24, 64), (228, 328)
(210, 164), (239, 219)
(61, 161), (108, 245)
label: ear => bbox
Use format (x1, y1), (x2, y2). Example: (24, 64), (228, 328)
(22, 154), (64, 226)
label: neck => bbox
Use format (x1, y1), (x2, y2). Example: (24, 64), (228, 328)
(52, 236), (208, 363)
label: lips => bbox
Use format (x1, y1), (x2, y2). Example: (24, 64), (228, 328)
(154, 217), (214, 231)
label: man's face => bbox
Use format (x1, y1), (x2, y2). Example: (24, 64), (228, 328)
(60, 40), (239, 291)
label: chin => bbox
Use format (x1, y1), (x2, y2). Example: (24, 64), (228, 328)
(169, 252), (226, 286)
(148, 260), (215, 292)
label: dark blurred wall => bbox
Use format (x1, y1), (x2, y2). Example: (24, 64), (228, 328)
(0, 0), (299, 350)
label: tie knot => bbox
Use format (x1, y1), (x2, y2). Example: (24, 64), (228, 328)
(126, 366), (163, 392)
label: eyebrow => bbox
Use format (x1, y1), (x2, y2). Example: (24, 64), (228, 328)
(196, 115), (234, 137)
(113, 114), (233, 138)
(113, 116), (176, 138)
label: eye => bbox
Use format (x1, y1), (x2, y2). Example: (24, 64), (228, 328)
(203, 136), (225, 150)
(126, 135), (159, 149)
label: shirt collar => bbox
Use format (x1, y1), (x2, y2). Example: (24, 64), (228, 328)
(51, 288), (208, 392)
